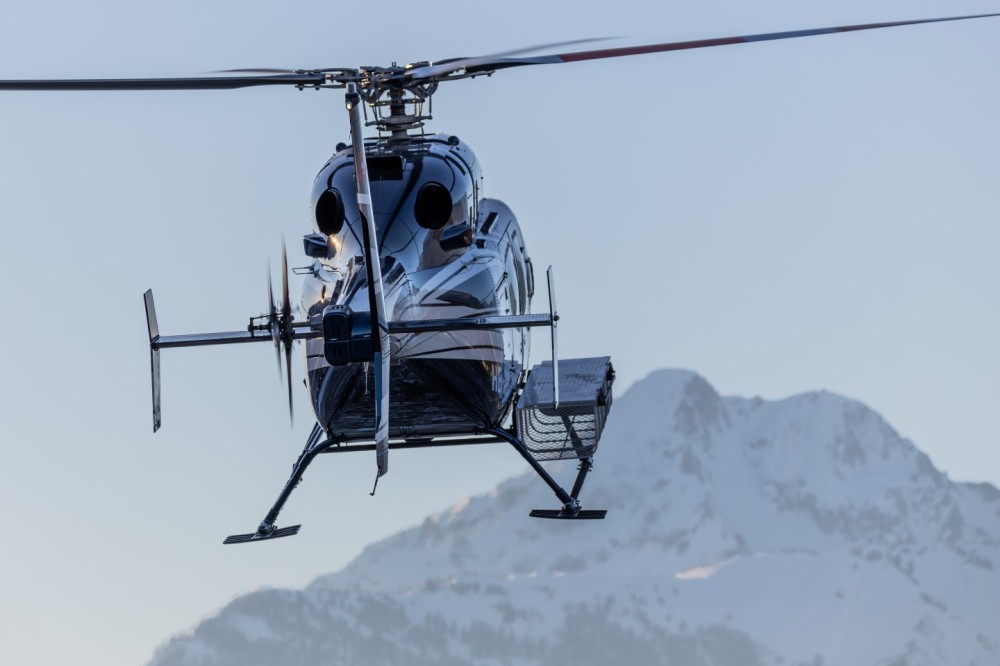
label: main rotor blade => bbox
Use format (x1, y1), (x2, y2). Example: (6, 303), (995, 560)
(0, 73), (326, 91)
(214, 68), (301, 74)
(347, 83), (391, 483)
(444, 13), (1000, 76)
(407, 37), (612, 79)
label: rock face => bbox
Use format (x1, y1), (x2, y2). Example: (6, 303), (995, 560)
(149, 370), (1000, 666)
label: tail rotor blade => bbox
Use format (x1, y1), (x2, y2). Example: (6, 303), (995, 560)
(279, 239), (294, 426)
(267, 265), (281, 379)
(285, 341), (294, 426)
(280, 238), (291, 325)
(265, 242), (295, 425)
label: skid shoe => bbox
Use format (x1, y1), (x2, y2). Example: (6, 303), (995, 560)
(224, 523), (302, 545)
(530, 504), (607, 520)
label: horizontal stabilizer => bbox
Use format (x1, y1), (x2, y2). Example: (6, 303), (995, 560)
(154, 329), (270, 348)
(529, 508), (607, 520)
(223, 524), (301, 544)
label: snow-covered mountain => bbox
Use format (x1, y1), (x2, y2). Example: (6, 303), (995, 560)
(149, 370), (1000, 665)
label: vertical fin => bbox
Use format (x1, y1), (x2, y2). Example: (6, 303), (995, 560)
(143, 289), (162, 432)
(546, 266), (559, 409)
(150, 348), (161, 433)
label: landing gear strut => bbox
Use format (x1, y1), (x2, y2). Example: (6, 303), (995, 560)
(222, 422), (605, 544)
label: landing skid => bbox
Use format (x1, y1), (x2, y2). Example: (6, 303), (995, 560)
(530, 509), (607, 520)
(222, 424), (605, 544)
(224, 524), (301, 544)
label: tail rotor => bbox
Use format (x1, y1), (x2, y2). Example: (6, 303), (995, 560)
(265, 240), (296, 425)
(280, 240), (294, 425)
(267, 265), (281, 377)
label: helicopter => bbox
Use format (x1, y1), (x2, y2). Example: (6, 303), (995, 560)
(3, 12), (996, 544)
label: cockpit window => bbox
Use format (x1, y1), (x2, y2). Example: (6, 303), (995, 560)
(366, 155), (404, 180)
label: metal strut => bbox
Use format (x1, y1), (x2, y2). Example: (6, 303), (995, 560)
(485, 428), (606, 519)
(570, 457), (594, 501)
(223, 423), (329, 544)
(486, 427), (573, 506)
(223, 424), (604, 543)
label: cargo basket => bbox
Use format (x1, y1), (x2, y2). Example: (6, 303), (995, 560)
(515, 356), (615, 461)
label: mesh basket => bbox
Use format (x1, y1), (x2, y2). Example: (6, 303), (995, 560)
(515, 357), (614, 461)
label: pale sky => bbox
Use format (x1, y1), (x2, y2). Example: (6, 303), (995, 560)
(0, 1), (998, 664)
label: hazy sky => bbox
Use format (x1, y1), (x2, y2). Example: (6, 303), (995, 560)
(1, 1), (997, 664)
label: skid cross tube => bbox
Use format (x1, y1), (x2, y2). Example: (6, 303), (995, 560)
(320, 435), (507, 453)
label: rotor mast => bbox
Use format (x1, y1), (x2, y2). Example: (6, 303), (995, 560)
(355, 65), (438, 140)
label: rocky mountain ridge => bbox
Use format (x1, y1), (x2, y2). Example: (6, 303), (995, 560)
(149, 370), (1000, 665)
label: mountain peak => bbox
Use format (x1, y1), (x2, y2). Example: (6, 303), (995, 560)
(612, 369), (726, 446)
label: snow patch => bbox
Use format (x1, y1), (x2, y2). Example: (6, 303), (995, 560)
(674, 555), (741, 580)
